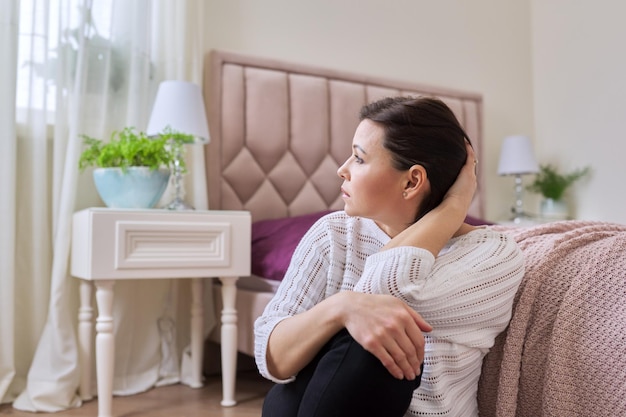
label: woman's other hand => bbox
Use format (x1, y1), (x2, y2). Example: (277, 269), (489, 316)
(382, 141), (477, 257)
(443, 140), (478, 213)
(340, 292), (432, 380)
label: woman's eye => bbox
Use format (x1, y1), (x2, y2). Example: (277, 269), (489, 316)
(353, 154), (364, 164)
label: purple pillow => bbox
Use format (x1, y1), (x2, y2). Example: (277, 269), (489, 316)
(465, 215), (494, 226)
(251, 211), (492, 282)
(251, 211), (332, 281)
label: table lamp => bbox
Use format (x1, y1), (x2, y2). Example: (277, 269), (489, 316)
(497, 135), (539, 223)
(147, 80), (210, 210)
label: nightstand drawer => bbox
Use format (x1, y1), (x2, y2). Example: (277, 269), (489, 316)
(71, 208), (251, 280)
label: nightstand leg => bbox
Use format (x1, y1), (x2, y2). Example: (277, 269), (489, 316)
(189, 277), (204, 388)
(95, 280), (115, 417)
(78, 280), (94, 401)
(219, 276), (238, 407)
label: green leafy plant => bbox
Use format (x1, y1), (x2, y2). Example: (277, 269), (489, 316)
(526, 164), (590, 200)
(78, 127), (193, 172)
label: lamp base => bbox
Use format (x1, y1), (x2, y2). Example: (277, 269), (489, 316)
(163, 196), (195, 211)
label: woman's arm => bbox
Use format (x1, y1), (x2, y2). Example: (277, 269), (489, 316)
(385, 141), (477, 256)
(255, 215), (432, 382)
(356, 230), (525, 343)
(264, 290), (431, 381)
(262, 291), (343, 380)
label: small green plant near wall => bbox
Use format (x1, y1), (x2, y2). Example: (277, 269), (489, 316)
(78, 127), (194, 208)
(78, 127), (193, 172)
(526, 164), (590, 200)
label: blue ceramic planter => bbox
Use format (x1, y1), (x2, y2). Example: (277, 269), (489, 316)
(93, 167), (171, 208)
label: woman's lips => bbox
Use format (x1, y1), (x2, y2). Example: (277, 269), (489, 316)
(341, 188), (350, 198)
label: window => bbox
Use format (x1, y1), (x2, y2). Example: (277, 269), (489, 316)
(16, 0), (113, 120)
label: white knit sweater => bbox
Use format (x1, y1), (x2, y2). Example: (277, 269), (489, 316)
(254, 211), (525, 416)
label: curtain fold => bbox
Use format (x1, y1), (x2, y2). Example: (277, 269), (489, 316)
(2, 0), (212, 411)
(0, 0), (20, 403)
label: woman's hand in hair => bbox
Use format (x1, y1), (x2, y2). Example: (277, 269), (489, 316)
(443, 141), (478, 214)
(382, 141), (477, 257)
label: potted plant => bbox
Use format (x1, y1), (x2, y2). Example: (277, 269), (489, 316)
(79, 127), (193, 208)
(526, 164), (590, 219)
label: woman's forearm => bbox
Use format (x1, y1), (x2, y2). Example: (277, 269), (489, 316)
(265, 292), (347, 379)
(266, 291), (433, 381)
(383, 197), (468, 256)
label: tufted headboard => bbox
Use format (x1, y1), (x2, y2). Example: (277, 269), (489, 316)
(203, 50), (484, 223)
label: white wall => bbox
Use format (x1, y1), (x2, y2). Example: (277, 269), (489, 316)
(531, 0), (626, 224)
(204, 0), (534, 222)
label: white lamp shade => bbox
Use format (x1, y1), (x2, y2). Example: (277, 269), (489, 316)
(146, 80), (210, 143)
(497, 135), (539, 175)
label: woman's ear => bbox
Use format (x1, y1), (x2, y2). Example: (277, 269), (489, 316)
(403, 164), (429, 198)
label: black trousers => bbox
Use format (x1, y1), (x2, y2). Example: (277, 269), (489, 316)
(262, 329), (422, 417)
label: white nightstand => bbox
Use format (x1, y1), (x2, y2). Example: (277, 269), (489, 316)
(71, 208), (251, 417)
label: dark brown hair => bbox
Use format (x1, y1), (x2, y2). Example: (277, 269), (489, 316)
(360, 96), (471, 221)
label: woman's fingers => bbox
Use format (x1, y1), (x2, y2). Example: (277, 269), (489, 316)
(389, 331), (422, 379)
(445, 142), (477, 207)
(405, 314), (429, 366)
(366, 335), (417, 380)
(344, 293), (431, 380)
(371, 329), (423, 380)
(349, 297), (429, 380)
(369, 344), (406, 380)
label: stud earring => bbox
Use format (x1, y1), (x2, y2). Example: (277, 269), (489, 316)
(402, 191), (407, 198)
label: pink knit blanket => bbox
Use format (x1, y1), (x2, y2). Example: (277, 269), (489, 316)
(477, 220), (626, 417)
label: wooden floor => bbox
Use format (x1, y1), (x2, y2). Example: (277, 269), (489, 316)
(0, 371), (272, 417)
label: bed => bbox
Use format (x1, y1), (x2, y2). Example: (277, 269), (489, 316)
(201, 50), (626, 416)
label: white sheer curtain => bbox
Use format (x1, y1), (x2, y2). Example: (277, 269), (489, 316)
(1, 0), (210, 411)
(0, 0), (20, 404)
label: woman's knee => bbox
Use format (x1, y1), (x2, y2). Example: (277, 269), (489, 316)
(300, 329), (421, 417)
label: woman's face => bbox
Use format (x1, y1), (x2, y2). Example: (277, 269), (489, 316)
(337, 119), (412, 233)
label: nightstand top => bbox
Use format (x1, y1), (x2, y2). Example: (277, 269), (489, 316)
(77, 207), (250, 216)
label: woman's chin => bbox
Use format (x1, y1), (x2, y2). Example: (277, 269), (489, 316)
(342, 201), (366, 218)
(343, 205), (354, 216)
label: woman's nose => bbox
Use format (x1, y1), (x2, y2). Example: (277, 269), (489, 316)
(337, 161), (348, 179)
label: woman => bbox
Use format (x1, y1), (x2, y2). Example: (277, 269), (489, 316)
(255, 97), (525, 416)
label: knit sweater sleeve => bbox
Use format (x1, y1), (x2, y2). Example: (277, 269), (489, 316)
(253, 213), (341, 383)
(354, 228), (524, 346)
(353, 228), (525, 416)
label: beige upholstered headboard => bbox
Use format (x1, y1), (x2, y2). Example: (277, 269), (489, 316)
(203, 50), (484, 223)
